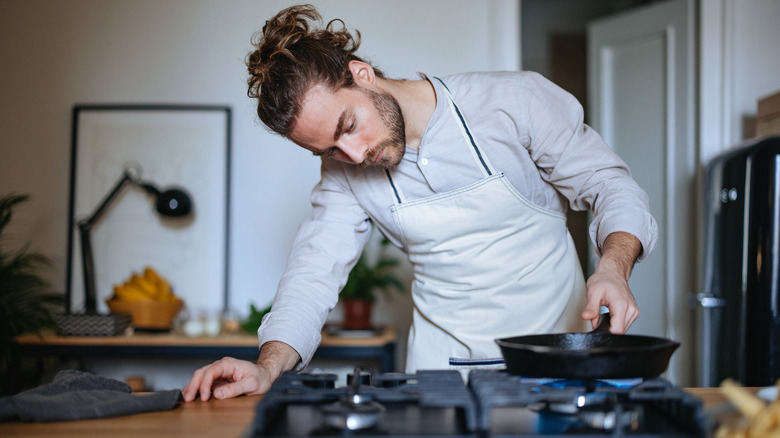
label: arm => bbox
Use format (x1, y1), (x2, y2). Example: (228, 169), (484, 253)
(181, 341), (299, 402)
(512, 72), (657, 265)
(504, 73), (656, 332)
(581, 231), (642, 333)
(257, 158), (372, 369)
(183, 161), (370, 402)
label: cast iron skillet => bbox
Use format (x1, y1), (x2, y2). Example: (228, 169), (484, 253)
(495, 314), (680, 379)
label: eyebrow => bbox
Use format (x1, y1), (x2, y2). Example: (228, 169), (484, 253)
(333, 110), (350, 141)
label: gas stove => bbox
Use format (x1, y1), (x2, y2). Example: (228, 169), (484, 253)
(247, 368), (704, 437)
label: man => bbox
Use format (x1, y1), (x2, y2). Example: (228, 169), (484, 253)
(182, 4), (657, 402)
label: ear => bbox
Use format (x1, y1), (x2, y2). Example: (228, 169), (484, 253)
(348, 60), (376, 87)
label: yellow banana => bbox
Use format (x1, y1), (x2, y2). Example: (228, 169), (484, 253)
(143, 267), (160, 284)
(113, 284), (154, 302)
(129, 274), (157, 298)
(156, 279), (174, 301)
(114, 267), (178, 302)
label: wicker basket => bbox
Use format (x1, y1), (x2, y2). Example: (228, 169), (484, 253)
(56, 313), (133, 336)
(106, 298), (183, 330)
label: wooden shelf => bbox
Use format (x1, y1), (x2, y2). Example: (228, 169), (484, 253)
(16, 325), (396, 348)
(10, 326), (397, 393)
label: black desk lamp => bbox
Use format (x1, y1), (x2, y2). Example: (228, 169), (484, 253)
(58, 168), (193, 335)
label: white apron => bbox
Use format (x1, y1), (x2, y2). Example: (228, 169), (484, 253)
(386, 78), (587, 375)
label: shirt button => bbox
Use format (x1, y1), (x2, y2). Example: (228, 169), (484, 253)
(421, 158), (429, 165)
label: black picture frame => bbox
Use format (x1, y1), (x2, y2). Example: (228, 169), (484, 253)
(65, 104), (231, 316)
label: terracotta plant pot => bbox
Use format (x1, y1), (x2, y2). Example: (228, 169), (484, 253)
(341, 298), (373, 330)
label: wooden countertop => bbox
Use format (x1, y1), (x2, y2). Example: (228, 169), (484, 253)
(0, 394), (262, 438)
(0, 387), (735, 438)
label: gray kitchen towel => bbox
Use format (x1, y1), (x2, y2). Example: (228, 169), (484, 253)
(0, 369), (181, 422)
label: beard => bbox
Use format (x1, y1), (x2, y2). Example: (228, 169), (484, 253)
(359, 87), (406, 169)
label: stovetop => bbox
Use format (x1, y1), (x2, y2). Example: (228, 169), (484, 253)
(247, 368), (704, 437)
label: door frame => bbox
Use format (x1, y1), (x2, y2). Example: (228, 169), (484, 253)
(587, 0), (697, 385)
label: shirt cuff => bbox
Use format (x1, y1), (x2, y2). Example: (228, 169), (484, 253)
(256, 312), (322, 371)
(590, 208), (658, 262)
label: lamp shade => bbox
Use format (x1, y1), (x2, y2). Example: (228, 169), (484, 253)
(155, 188), (192, 217)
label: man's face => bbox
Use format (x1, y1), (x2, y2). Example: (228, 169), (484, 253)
(289, 83), (406, 169)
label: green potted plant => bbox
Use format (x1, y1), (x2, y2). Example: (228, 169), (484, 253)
(339, 236), (404, 330)
(0, 194), (63, 394)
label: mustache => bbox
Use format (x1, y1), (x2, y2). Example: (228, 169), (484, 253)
(360, 137), (403, 169)
(360, 143), (384, 168)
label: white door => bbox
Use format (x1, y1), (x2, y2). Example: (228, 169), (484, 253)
(588, 0), (696, 385)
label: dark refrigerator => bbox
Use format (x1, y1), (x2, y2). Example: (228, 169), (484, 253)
(695, 135), (780, 387)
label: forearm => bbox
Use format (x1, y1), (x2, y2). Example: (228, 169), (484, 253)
(257, 341), (301, 380)
(595, 231), (642, 280)
(583, 231), (643, 333)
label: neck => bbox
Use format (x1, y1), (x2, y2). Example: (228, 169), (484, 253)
(377, 77), (436, 150)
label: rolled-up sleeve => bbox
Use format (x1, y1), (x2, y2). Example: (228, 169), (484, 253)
(257, 159), (372, 368)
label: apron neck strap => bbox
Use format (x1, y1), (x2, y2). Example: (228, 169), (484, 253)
(433, 77), (495, 177)
(385, 78), (497, 205)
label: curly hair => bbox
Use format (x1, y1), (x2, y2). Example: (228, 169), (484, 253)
(246, 4), (384, 137)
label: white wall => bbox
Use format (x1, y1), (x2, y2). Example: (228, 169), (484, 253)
(0, 0), (520, 315)
(700, 0), (780, 162)
(0, 0), (520, 388)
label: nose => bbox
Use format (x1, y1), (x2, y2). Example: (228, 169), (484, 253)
(337, 140), (367, 164)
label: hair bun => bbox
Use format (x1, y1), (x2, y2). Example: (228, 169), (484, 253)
(245, 4), (375, 136)
(259, 5), (319, 63)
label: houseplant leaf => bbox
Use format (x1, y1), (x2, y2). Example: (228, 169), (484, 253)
(0, 194), (64, 394)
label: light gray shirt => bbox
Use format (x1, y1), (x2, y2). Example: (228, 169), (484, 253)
(257, 71), (658, 368)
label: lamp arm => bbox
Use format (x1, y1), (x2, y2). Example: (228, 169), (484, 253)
(77, 170), (141, 314)
(78, 222), (98, 314)
(78, 171), (139, 230)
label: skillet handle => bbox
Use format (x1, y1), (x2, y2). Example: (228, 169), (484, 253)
(593, 312), (611, 333)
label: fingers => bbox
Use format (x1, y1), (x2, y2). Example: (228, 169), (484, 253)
(583, 274), (639, 334)
(182, 364), (208, 402)
(181, 357), (271, 402)
(606, 296), (640, 333)
(608, 305), (628, 334)
(581, 299), (603, 330)
(212, 375), (261, 399)
(600, 300), (639, 334)
(181, 358), (238, 402)
(623, 304), (640, 331)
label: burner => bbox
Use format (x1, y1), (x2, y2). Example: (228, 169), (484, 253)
(542, 377), (642, 390)
(321, 392), (385, 430)
(577, 405), (640, 431)
(320, 368), (386, 431)
(537, 405), (641, 434)
(545, 391), (618, 414)
(540, 378), (637, 414)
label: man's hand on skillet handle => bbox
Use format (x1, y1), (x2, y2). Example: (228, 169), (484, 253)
(182, 341), (300, 402)
(581, 231), (642, 334)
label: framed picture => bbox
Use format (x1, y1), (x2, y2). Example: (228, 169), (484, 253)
(65, 105), (231, 316)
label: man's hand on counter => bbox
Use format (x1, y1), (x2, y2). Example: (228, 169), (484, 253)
(182, 341), (300, 402)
